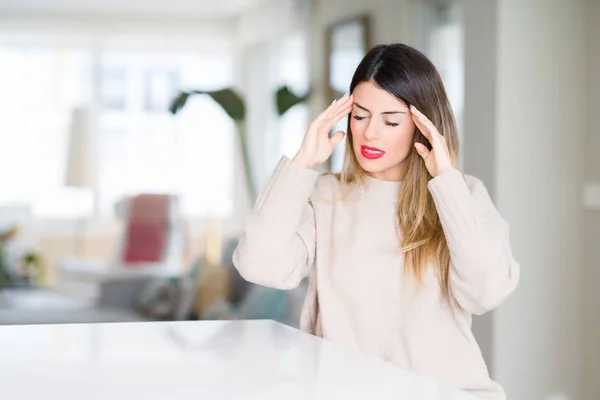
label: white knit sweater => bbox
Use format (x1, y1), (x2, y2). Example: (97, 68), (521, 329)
(233, 156), (520, 399)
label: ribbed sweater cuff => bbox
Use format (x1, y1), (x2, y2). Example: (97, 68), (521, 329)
(254, 156), (319, 217)
(427, 168), (478, 245)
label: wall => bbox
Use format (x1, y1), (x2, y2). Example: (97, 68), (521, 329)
(583, 0), (600, 398)
(493, 0), (586, 399)
(0, 12), (235, 48)
(236, 0), (304, 49)
(463, 0), (498, 376)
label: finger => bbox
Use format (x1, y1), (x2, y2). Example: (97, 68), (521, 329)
(322, 101), (352, 130)
(410, 114), (432, 142)
(317, 99), (338, 122)
(339, 92), (353, 105)
(330, 103), (353, 124)
(411, 105), (443, 143)
(413, 118), (434, 146)
(414, 110), (449, 158)
(318, 94), (352, 132)
(410, 106), (434, 141)
(317, 96), (344, 123)
(327, 93), (352, 118)
(414, 142), (430, 160)
(329, 130), (345, 147)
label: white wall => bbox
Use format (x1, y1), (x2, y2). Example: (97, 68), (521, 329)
(463, 0), (498, 376)
(236, 0), (304, 48)
(493, 1), (586, 399)
(583, 0), (600, 398)
(0, 12), (234, 49)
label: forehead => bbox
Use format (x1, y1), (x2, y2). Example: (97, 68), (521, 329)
(352, 81), (408, 110)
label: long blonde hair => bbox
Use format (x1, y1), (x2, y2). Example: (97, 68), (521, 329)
(340, 44), (460, 298)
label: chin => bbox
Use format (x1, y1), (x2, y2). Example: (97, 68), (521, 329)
(353, 152), (387, 172)
(360, 164), (389, 175)
(352, 149), (408, 179)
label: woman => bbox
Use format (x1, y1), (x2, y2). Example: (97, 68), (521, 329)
(233, 43), (519, 399)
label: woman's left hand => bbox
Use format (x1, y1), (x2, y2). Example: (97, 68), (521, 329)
(410, 105), (453, 178)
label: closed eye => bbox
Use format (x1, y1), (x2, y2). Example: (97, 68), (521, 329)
(352, 115), (366, 121)
(384, 121), (399, 127)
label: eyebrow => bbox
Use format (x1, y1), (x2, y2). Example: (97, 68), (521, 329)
(354, 102), (407, 115)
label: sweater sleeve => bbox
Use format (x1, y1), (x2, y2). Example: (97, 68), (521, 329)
(232, 156), (319, 290)
(427, 168), (520, 315)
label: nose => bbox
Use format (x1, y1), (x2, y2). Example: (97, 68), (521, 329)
(363, 120), (379, 141)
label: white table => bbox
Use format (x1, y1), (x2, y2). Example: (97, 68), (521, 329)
(0, 320), (474, 400)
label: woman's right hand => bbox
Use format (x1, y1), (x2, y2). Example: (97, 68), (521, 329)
(293, 93), (354, 169)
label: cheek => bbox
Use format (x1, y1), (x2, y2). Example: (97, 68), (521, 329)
(350, 119), (365, 151)
(386, 121), (416, 148)
(350, 119), (363, 139)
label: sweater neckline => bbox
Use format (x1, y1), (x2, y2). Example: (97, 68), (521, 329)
(362, 174), (403, 200)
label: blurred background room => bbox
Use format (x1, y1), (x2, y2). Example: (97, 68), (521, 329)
(0, 0), (598, 399)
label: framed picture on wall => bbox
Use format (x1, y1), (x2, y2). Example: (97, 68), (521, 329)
(325, 14), (371, 172)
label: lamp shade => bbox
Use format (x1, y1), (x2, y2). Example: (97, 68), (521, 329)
(65, 107), (95, 188)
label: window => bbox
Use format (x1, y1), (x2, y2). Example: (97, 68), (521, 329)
(96, 51), (235, 218)
(0, 47), (93, 218)
(0, 45), (236, 220)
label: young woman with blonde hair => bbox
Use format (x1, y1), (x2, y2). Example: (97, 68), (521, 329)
(233, 43), (520, 399)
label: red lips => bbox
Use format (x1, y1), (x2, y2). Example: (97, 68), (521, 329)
(360, 145), (385, 160)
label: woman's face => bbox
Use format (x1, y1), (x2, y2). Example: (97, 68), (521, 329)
(350, 81), (416, 181)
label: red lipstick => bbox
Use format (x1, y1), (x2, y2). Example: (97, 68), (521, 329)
(360, 145), (385, 160)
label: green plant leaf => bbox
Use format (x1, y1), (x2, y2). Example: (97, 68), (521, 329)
(276, 85), (310, 116)
(169, 92), (190, 114)
(199, 89), (245, 121)
(169, 88), (245, 122)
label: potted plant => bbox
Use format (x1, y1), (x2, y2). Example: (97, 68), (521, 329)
(169, 85), (310, 203)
